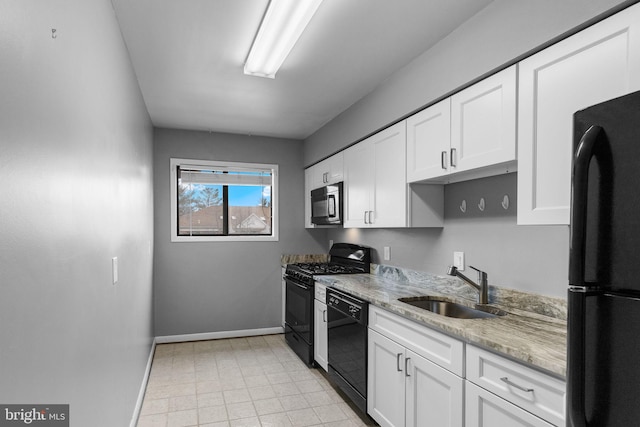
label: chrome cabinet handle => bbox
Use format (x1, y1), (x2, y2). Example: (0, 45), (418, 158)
(405, 357), (411, 377)
(364, 210), (373, 224)
(441, 151), (448, 169)
(396, 353), (403, 372)
(323, 310), (326, 323)
(450, 148), (457, 167)
(500, 377), (534, 393)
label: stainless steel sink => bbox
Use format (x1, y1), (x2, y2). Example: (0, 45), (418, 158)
(398, 296), (507, 319)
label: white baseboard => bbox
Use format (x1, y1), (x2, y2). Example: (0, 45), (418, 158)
(130, 337), (157, 427)
(155, 326), (285, 344)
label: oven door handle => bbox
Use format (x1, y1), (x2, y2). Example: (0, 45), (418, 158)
(286, 279), (311, 291)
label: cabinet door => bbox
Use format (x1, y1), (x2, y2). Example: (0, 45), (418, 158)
(405, 350), (463, 427)
(304, 167), (314, 228)
(518, 3), (640, 225)
(325, 152), (344, 184)
(451, 65), (516, 175)
(372, 121), (408, 228)
(465, 382), (553, 427)
(343, 140), (375, 227)
(406, 98), (451, 182)
(313, 300), (328, 371)
(312, 158), (329, 189)
(313, 153), (344, 187)
(368, 329), (406, 427)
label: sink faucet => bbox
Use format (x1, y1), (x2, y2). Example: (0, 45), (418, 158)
(447, 265), (489, 304)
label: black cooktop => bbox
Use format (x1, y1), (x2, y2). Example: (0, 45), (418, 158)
(285, 243), (371, 281)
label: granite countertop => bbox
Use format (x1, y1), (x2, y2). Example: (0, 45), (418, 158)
(315, 266), (567, 379)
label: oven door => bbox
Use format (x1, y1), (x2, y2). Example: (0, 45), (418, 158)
(285, 277), (313, 344)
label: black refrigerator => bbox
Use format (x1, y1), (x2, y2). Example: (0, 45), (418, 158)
(568, 90), (640, 426)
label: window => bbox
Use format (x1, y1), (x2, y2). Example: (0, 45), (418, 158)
(170, 158), (278, 242)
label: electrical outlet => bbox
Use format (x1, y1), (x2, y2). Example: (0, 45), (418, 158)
(453, 252), (464, 270)
(384, 246), (390, 261)
(112, 257), (119, 285)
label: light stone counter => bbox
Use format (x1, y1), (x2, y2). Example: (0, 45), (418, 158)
(315, 265), (567, 379)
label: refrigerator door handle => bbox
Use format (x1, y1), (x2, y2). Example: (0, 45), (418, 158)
(569, 125), (603, 286)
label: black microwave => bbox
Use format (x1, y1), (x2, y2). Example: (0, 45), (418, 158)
(311, 182), (343, 226)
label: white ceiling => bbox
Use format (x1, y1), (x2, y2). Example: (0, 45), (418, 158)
(111, 0), (493, 140)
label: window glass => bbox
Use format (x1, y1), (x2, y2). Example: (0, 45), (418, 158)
(171, 159), (278, 242)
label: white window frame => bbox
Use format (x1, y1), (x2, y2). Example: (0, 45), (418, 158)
(170, 158), (279, 242)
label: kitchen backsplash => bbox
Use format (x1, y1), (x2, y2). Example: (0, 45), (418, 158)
(281, 254), (329, 265)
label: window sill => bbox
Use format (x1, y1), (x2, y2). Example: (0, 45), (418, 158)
(171, 235), (279, 243)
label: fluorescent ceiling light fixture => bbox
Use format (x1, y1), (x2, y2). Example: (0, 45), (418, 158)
(244, 0), (323, 79)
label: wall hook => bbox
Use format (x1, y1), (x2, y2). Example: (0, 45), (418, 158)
(478, 197), (485, 212)
(52, 29), (57, 39)
(459, 199), (467, 213)
(501, 195), (510, 210)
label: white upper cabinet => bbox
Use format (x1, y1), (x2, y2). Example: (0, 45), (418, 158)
(304, 167), (314, 228)
(311, 152), (343, 190)
(450, 65), (517, 175)
(344, 122), (408, 228)
(517, 3), (640, 225)
(406, 98), (451, 182)
(406, 65), (517, 184)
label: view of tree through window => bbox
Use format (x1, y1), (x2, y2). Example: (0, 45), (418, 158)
(177, 166), (273, 236)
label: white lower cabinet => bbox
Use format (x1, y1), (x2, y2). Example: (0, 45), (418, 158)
(405, 347), (464, 427)
(313, 283), (328, 371)
(368, 306), (464, 427)
(368, 329), (405, 427)
(366, 306), (566, 427)
(465, 345), (565, 426)
(465, 382), (553, 427)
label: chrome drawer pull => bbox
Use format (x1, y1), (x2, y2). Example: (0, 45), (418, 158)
(500, 377), (534, 393)
(396, 353), (403, 372)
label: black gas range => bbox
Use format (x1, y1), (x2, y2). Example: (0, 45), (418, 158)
(283, 243), (370, 365)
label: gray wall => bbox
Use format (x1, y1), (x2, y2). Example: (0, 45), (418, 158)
(0, 1), (154, 426)
(325, 174), (569, 298)
(304, 0), (633, 165)
(153, 129), (325, 336)
(305, 0), (634, 299)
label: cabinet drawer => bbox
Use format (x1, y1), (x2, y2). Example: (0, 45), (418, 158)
(465, 381), (554, 427)
(369, 305), (464, 376)
(466, 345), (565, 426)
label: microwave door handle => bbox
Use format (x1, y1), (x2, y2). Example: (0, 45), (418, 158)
(328, 195), (336, 217)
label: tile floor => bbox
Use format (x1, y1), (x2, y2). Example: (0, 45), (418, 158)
(136, 334), (377, 427)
